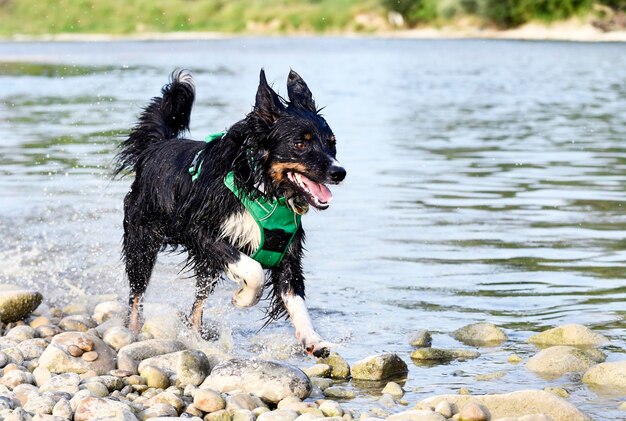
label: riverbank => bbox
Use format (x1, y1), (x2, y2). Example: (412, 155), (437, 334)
(1, 284), (624, 420)
(3, 21), (626, 43)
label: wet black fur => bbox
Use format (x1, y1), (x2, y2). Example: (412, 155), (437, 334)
(114, 69), (343, 326)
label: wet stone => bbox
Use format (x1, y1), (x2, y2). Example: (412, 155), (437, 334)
(303, 364), (331, 378)
(351, 353), (408, 381)
(408, 330), (433, 348)
(194, 389), (225, 413)
(411, 348), (480, 362)
(453, 323), (507, 347)
(316, 352), (350, 379)
(528, 324), (609, 347)
(323, 387), (356, 399)
(81, 351), (98, 362)
(139, 365), (170, 390)
(381, 381), (404, 397)
(0, 285), (43, 323)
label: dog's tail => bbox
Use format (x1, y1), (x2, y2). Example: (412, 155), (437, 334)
(113, 69), (195, 176)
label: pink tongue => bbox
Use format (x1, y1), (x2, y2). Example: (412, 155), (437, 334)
(300, 175), (333, 203)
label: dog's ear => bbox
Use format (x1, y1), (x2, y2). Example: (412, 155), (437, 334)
(287, 69), (316, 112)
(255, 69), (284, 124)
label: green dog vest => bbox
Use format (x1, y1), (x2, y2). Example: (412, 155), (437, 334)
(188, 132), (302, 268)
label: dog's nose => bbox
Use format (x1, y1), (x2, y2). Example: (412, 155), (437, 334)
(329, 165), (346, 183)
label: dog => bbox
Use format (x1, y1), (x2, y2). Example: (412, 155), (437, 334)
(114, 69), (345, 357)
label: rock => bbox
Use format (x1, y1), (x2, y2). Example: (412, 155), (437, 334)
(30, 316), (51, 329)
(322, 387), (356, 399)
(382, 381), (404, 397)
(40, 372), (80, 394)
(33, 367), (52, 387)
(418, 390), (592, 421)
(103, 326), (135, 351)
(58, 315), (97, 332)
(6, 326), (36, 342)
(303, 364), (331, 378)
(38, 332), (116, 375)
(410, 348), (480, 362)
(24, 393), (55, 415)
(94, 374), (125, 391)
(544, 387), (569, 398)
(257, 410), (299, 421)
(316, 352), (350, 379)
(0, 285), (43, 323)
(408, 330), (432, 348)
(76, 337), (94, 352)
(138, 402), (178, 420)
(0, 370), (33, 389)
(93, 301), (127, 324)
(226, 393), (267, 411)
(82, 351), (99, 362)
(52, 398), (72, 419)
(387, 410), (446, 421)
(434, 401), (453, 418)
(351, 353), (407, 381)
(582, 360), (626, 389)
(201, 359), (311, 404)
(117, 339), (186, 373)
(528, 324), (608, 347)
(16, 338), (48, 360)
(619, 401), (626, 411)
(204, 409), (231, 421)
(148, 391), (184, 413)
(310, 377), (331, 391)
(319, 400), (343, 417)
(526, 346), (605, 378)
(459, 402), (487, 421)
(453, 323), (507, 347)
(508, 354), (523, 364)
(141, 314), (185, 340)
(474, 371), (507, 382)
(193, 389), (225, 413)
(2, 348), (24, 366)
(232, 410), (255, 421)
(139, 366), (170, 389)
(138, 350), (210, 387)
(83, 381), (109, 397)
(74, 397), (137, 421)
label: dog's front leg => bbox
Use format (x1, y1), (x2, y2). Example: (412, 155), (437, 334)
(281, 292), (331, 358)
(226, 253), (265, 308)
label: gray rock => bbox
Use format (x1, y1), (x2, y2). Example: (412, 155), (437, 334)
(232, 409), (256, 421)
(137, 402), (178, 420)
(410, 348), (480, 362)
(82, 381), (109, 397)
(323, 386), (355, 399)
(418, 390), (592, 421)
(103, 326), (135, 351)
(434, 401), (452, 418)
(387, 410), (446, 421)
(0, 370), (33, 389)
(2, 348), (25, 365)
(37, 332), (116, 375)
(582, 360), (626, 389)
(93, 301), (127, 324)
(526, 346), (605, 378)
(453, 323), (507, 347)
(141, 314), (185, 340)
(23, 393), (55, 415)
(58, 315), (97, 332)
(6, 326), (36, 342)
(5, 407), (31, 421)
(0, 285), (43, 323)
(148, 391), (184, 413)
(74, 397), (137, 421)
(316, 352), (350, 379)
(51, 398), (72, 419)
(408, 330), (432, 348)
(16, 339), (48, 361)
(528, 324), (609, 347)
(201, 359), (311, 403)
(117, 339), (186, 373)
(40, 373), (81, 395)
(459, 402), (488, 421)
(351, 354), (408, 381)
(138, 350), (210, 387)
(381, 381), (404, 397)
(225, 393), (267, 411)
(257, 410), (299, 421)
(204, 409), (231, 421)
(319, 400), (343, 417)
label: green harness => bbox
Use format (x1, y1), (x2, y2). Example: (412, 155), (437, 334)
(188, 131), (302, 269)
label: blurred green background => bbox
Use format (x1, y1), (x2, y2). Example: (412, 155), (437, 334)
(0, 0), (625, 36)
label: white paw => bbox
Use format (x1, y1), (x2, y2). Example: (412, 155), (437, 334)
(296, 330), (332, 358)
(231, 285), (263, 308)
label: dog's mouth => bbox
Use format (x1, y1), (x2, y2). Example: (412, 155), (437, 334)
(287, 172), (333, 210)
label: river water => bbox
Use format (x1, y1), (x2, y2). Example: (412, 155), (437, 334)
(1, 38), (625, 419)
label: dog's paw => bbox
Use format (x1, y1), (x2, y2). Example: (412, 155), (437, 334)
(297, 330), (332, 358)
(231, 287), (262, 308)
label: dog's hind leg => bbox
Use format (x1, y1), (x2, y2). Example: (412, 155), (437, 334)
(123, 214), (162, 334)
(189, 274), (217, 335)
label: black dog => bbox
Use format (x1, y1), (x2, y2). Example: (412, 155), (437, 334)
(114, 69), (345, 357)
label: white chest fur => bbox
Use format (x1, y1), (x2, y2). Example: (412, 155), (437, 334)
(219, 211), (261, 255)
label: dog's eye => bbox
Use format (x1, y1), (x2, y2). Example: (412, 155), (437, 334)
(295, 142), (307, 150)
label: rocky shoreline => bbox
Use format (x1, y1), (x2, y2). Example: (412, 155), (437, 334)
(0, 283), (624, 421)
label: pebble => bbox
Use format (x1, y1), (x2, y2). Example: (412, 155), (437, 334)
(411, 348), (480, 362)
(381, 381), (404, 397)
(76, 337), (94, 352)
(316, 352), (351, 379)
(194, 388), (225, 413)
(137, 402), (178, 419)
(51, 398), (72, 419)
(507, 354), (523, 364)
(435, 400), (453, 418)
(323, 387), (356, 399)
(408, 329), (433, 348)
(303, 364), (332, 378)
(544, 387), (570, 398)
(528, 324), (609, 347)
(30, 316), (51, 329)
(139, 365), (170, 389)
(459, 402), (487, 421)
(6, 326), (36, 342)
(205, 409), (231, 421)
(103, 326), (135, 351)
(453, 323), (507, 347)
(68, 345), (83, 357)
(81, 351), (99, 362)
(257, 409), (299, 421)
(351, 354), (408, 381)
